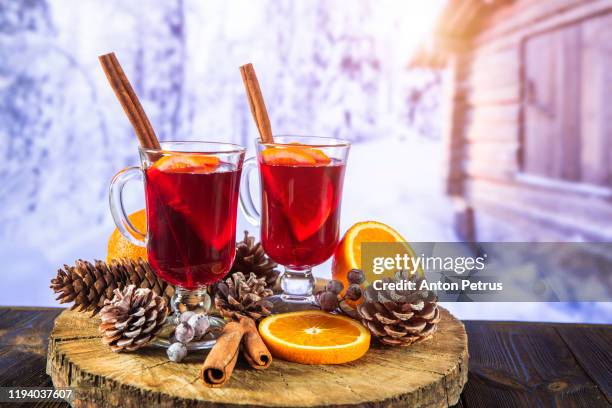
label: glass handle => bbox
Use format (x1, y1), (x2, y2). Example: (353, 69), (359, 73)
(109, 166), (147, 247)
(239, 157), (261, 226)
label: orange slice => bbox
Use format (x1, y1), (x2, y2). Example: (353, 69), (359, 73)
(258, 311), (370, 364)
(262, 145), (332, 165)
(287, 143), (332, 164)
(332, 221), (420, 305)
(305, 148), (331, 164)
(261, 147), (317, 165)
(153, 154), (220, 173)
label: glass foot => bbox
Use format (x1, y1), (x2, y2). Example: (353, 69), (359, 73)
(152, 316), (226, 350)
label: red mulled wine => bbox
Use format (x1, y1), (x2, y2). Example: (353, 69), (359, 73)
(259, 158), (345, 269)
(145, 158), (241, 289)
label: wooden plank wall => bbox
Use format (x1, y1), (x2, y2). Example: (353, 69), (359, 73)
(447, 0), (612, 241)
(580, 14), (612, 186)
(523, 25), (581, 181)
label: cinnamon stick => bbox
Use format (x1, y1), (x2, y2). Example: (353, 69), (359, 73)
(99, 52), (161, 150)
(201, 321), (244, 388)
(240, 317), (272, 370)
(239, 63), (274, 144)
(200, 318), (272, 387)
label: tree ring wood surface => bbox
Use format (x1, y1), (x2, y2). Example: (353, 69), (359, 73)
(47, 307), (468, 407)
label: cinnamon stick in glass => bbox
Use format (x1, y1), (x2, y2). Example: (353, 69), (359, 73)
(99, 52), (161, 150)
(239, 63), (274, 144)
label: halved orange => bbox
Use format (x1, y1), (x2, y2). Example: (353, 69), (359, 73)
(153, 154), (220, 173)
(332, 221), (420, 305)
(258, 311), (370, 364)
(107, 209), (147, 263)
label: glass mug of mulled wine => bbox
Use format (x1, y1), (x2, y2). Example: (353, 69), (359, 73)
(109, 141), (245, 348)
(240, 136), (350, 312)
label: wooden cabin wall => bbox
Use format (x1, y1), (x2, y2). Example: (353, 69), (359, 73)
(447, 0), (612, 241)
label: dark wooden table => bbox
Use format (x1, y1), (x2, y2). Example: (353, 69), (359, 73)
(1, 307), (610, 407)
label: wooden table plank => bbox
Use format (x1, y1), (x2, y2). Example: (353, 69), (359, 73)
(0, 308), (63, 348)
(557, 325), (612, 405)
(0, 308), (68, 408)
(0, 307), (611, 408)
(0, 345), (55, 387)
(450, 396), (468, 408)
(461, 321), (610, 407)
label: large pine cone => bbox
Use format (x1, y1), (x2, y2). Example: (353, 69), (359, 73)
(214, 272), (273, 321)
(99, 285), (168, 352)
(51, 258), (175, 315)
(357, 272), (440, 346)
(231, 231), (279, 289)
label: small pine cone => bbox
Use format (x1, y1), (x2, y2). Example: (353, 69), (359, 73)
(50, 258), (175, 315)
(357, 271), (440, 347)
(230, 231), (279, 289)
(99, 285), (168, 352)
(214, 272), (273, 321)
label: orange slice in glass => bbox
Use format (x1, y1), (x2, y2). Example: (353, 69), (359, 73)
(258, 311), (370, 364)
(153, 154), (220, 173)
(261, 147), (317, 165)
(304, 148), (331, 164)
(287, 143), (332, 164)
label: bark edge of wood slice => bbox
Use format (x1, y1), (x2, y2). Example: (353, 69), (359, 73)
(47, 307), (467, 408)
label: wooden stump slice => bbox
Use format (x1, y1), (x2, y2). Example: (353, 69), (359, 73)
(47, 307), (467, 407)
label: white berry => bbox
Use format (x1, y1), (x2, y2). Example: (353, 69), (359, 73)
(188, 314), (210, 339)
(167, 342), (187, 362)
(174, 322), (194, 343)
(179, 311), (196, 323)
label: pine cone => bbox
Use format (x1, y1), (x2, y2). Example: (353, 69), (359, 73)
(231, 231), (279, 288)
(214, 272), (273, 321)
(99, 285), (168, 352)
(51, 258), (175, 315)
(357, 271), (440, 346)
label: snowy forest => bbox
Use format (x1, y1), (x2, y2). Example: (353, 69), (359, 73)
(1, 0), (447, 304)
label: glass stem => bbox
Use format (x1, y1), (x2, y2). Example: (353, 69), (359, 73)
(280, 267), (315, 298)
(171, 286), (211, 316)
